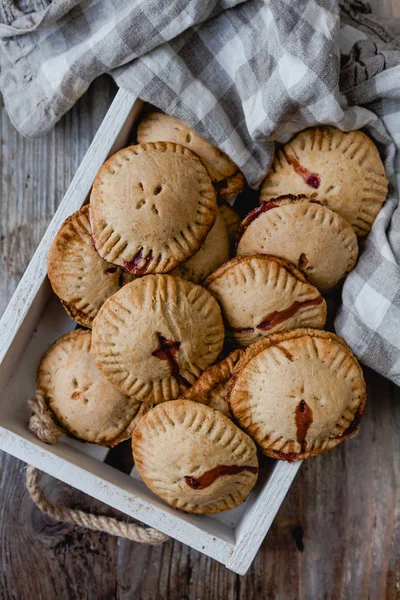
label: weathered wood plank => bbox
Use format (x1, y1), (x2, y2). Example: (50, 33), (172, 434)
(0, 75), (120, 600)
(369, 0), (400, 18)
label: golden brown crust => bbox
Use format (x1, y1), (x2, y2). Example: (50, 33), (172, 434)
(36, 329), (146, 446)
(90, 142), (217, 274)
(170, 211), (230, 283)
(261, 126), (388, 236)
(180, 349), (243, 417)
(132, 400), (258, 514)
(137, 112), (237, 180)
(205, 254), (309, 286)
(231, 328), (355, 377)
(205, 255), (326, 347)
(218, 202), (241, 254)
(236, 197), (359, 292)
(215, 171), (245, 201)
(137, 112), (245, 200)
(229, 328), (367, 460)
(60, 300), (92, 329)
(47, 205), (125, 328)
(91, 275), (225, 404)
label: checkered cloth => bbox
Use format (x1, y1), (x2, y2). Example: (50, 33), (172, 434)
(0, 0), (399, 384)
(336, 6), (400, 385)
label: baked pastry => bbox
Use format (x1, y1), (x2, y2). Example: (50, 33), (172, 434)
(171, 209), (230, 283)
(132, 400), (258, 513)
(261, 126), (388, 236)
(137, 112), (245, 201)
(180, 349), (243, 417)
(205, 255), (327, 347)
(218, 202), (241, 254)
(90, 142), (217, 274)
(236, 195), (358, 291)
(47, 206), (129, 328)
(229, 329), (366, 460)
(92, 274), (224, 403)
(36, 329), (147, 446)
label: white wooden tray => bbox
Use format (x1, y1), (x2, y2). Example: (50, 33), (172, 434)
(0, 89), (301, 575)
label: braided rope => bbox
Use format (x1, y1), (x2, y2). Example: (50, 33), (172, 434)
(28, 392), (63, 445)
(26, 466), (169, 544)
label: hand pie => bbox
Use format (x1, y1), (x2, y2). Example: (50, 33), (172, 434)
(236, 195), (358, 291)
(90, 142), (217, 274)
(218, 202), (241, 254)
(229, 329), (366, 460)
(205, 255), (326, 346)
(171, 209), (230, 283)
(47, 206), (128, 328)
(132, 400), (258, 514)
(36, 329), (147, 446)
(180, 349), (243, 417)
(92, 274), (224, 403)
(137, 112), (245, 201)
(261, 126), (388, 235)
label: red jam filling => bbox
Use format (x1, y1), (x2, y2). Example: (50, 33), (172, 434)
(152, 333), (191, 388)
(235, 194), (310, 246)
(284, 153), (320, 189)
(235, 200), (278, 246)
(258, 296), (323, 332)
(298, 253), (308, 269)
(234, 296), (323, 335)
(184, 465), (259, 490)
(273, 450), (300, 463)
(274, 401), (364, 462)
(123, 249), (153, 275)
(295, 400), (313, 453)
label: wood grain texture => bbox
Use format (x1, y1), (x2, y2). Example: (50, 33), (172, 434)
(369, 0), (400, 18)
(1, 2), (400, 597)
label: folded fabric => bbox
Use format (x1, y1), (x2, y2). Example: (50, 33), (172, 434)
(0, 0), (371, 186)
(0, 0), (399, 384)
(335, 5), (400, 385)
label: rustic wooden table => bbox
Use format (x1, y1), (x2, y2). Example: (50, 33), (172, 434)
(1, 2), (399, 598)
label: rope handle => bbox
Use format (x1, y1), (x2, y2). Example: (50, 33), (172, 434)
(28, 392), (64, 445)
(26, 466), (169, 544)
(27, 393), (168, 544)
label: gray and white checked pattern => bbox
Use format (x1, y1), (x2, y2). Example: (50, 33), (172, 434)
(0, 0), (400, 383)
(335, 16), (400, 385)
(0, 0), (373, 186)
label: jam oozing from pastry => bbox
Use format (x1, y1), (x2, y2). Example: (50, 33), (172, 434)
(235, 296), (324, 334)
(235, 200), (278, 246)
(235, 194), (309, 246)
(123, 249), (153, 275)
(274, 401), (363, 462)
(258, 297), (323, 331)
(152, 334), (191, 388)
(298, 253), (308, 269)
(295, 400), (313, 453)
(284, 153), (320, 189)
(273, 450), (300, 463)
(184, 464), (259, 490)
